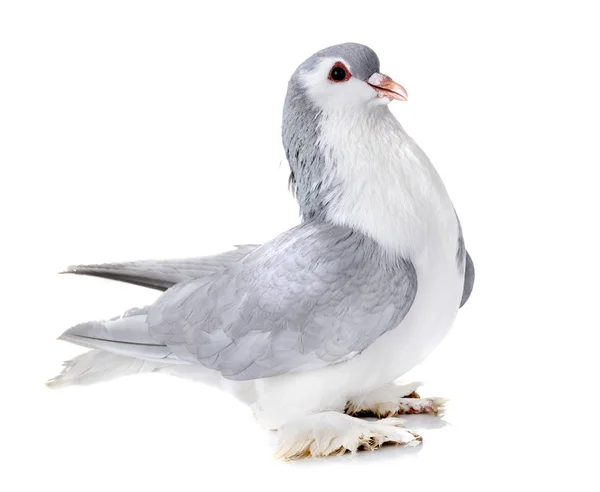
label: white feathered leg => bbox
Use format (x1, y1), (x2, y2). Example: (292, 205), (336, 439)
(346, 381), (446, 417)
(275, 411), (421, 460)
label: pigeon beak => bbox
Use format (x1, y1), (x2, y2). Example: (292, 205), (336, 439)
(367, 73), (408, 102)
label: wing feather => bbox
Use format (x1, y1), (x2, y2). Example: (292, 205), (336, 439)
(148, 221), (417, 380)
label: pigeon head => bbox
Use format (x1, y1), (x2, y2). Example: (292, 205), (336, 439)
(283, 43), (408, 219)
(290, 43), (407, 111)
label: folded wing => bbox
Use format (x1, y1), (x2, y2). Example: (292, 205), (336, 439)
(148, 221), (418, 381)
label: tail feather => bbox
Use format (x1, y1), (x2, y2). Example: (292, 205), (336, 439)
(46, 350), (165, 389)
(58, 307), (186, 364)
(62, 244), (259, 291)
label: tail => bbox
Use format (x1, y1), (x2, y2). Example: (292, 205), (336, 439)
(49, 312), (256, 402)
(61, 244), (259, 291)
(48, 306), (187, 388)
(57, 306), (183, 363)
(46, 350), (166, 388)
(47, 350), (255, 403)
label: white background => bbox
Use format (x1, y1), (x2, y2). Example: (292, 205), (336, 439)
(1, 1), (599, 490)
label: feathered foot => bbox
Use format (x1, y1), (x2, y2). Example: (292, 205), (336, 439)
(346, 382), (447, 418)
(275, 411), (422, 460)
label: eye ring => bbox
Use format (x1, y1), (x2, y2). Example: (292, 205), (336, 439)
(328, 62), (351, 82)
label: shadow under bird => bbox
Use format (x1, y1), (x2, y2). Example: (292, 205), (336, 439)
(49, 42), (475, 460)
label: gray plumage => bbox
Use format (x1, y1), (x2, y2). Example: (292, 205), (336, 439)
(455, 215), (475, 308)
(147, 220), (417, 380)
(59, 305), (180, 362)
(283, 74), (327, 220)
(298, 43), (380, 82)
(461, 252), (475, 307)
(62, 245), (258, 291)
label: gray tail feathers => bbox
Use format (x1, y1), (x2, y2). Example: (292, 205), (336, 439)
(61, 265), (175, 291)
(60, 245), (259, 291)
(46, 350), (166, 389)
(57, 306), (185, 364)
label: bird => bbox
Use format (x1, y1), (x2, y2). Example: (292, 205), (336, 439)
(48, 42), (475, 460)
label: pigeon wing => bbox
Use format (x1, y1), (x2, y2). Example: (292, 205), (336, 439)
(148, 221), (418, 380)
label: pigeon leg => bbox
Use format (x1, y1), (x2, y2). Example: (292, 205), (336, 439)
(275, 411), (421, 460)
(345, 382), (446, 418)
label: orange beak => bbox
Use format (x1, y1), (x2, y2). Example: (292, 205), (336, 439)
(367, 73), (408, 102)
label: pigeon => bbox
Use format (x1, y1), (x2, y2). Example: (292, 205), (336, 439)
(48, 42), (474, 460)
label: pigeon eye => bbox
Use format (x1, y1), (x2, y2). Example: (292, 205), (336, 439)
(328, 62), (350, 82)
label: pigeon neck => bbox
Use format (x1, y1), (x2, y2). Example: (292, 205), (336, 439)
(282, 77), (335, 221)
(316, 106), (456, 257)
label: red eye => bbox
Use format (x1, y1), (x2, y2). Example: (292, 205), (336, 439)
(328, 62), (351, 82)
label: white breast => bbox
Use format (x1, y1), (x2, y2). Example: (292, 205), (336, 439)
(317, 106), (464, 391)
(318, 107), (457, 258)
